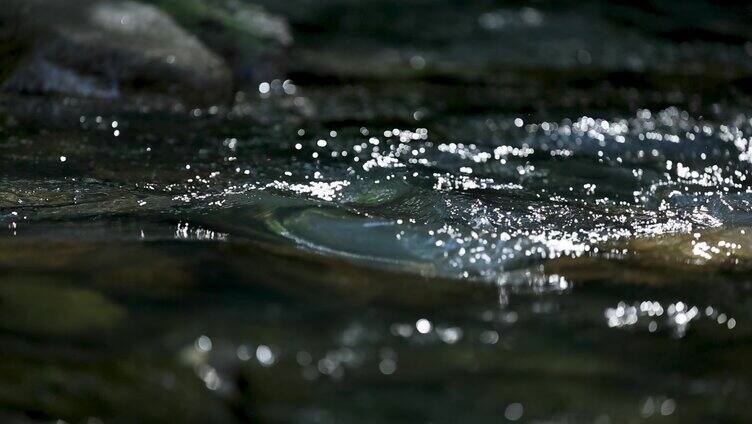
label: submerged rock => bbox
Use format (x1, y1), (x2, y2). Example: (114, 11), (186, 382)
(0, 278), (124, 336)
(0, 0), (232, 105)
(545, 226), (752, 286)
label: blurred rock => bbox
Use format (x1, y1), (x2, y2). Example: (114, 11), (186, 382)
(146, 0), (293, 86)
(0, 0), (233, 106)
(0, 278), (125, 336)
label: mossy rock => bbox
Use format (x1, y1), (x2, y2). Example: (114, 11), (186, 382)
(145, 0), (292, 85)
(0, 240), (199, 299)
(1, 0), (232, 106)
(0, 278), (125, 336)
(546, 226), (752, 285)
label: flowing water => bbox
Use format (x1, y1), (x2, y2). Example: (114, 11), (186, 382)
(2, 1), (752, 422)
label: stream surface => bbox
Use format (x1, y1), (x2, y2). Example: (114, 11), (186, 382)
(2, 1), (752, 422)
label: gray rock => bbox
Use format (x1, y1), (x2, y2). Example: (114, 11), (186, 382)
(1, 0), (233, 105)
(146, 0), (293, 85)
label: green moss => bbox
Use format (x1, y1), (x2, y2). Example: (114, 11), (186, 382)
(349, 184), (406, 207)
(145, 0), (288, 55)
(0, 279), (125, 336)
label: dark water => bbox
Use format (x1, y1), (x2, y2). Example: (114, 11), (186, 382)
(2, 1), (752, 422)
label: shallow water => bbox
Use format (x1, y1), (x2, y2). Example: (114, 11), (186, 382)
(3, 1), (752, 423)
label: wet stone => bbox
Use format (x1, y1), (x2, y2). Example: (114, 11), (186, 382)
(1, 0), (232, 105)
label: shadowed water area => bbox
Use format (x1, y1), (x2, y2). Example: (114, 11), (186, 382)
(2, 0), (752, 422)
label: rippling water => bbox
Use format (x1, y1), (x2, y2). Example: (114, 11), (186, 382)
(3, 1), (752, 423)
